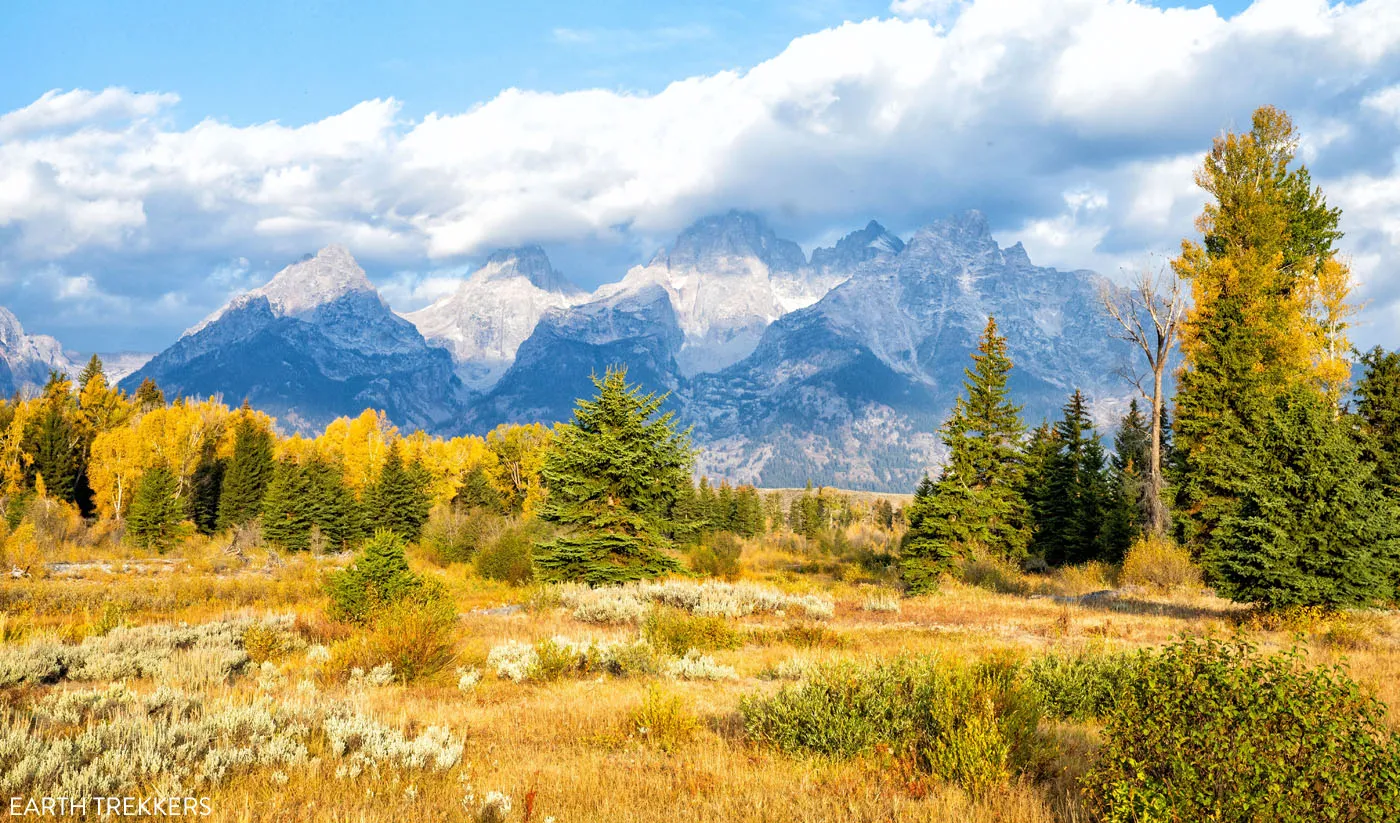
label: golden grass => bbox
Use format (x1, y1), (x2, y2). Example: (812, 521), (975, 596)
(3, 531), (1397, 821)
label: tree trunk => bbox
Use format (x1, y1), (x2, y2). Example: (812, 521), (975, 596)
(1147, 366), (1169, 535)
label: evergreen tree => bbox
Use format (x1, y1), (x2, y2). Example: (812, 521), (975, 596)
(900, 475), (955, 593)
(134, 377), (165, 411)
(1173, 106), (1353, 550)
(900, 317), (1030, 591)
(1207, 386), (1400, 608)
(76, 355), (105, 392)
(21, 372), (93, 514)
(305, 457), (364, 551)
(125, 465), (183, 551)
(1035, 390), (1111, 566)
(365, 442), (432, 541)
(731, 486), (764, 537)
(534, 367), (690, 584)
(325, 530), (429, 624)
(216, 410), (275, 530)
(454, 465), (504, 513)
(188, 442), (225, 535)
(716, 481), (737, 532)
(1100, 401), (1152, 561)
(1356, 346), (1400, 495)
(261, 458), (313, 551)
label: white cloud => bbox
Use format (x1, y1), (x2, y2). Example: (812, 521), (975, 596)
(2, 0), (1399, 349)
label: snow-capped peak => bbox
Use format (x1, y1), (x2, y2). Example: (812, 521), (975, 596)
(186, 244), (376, 337)
(0, 305), (78, 395)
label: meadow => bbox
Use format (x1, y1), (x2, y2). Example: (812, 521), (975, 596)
(3, 505), (1397, 823)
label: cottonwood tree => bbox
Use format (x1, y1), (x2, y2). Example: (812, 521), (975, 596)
(1101, 263), (1185, 537)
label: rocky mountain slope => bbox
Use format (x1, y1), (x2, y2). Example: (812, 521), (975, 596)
(403, 246), (587, 391)
(684, 211), (1136, 490)
(598, 211), (898, 375)
(0, 307), (77, 396)
(121, 245), (464, 433)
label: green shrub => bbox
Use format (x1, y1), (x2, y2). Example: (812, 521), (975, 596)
(325, 530), (431, 624)
(476, 525), (536, 585)
(1023, 649), (1137, 721)
(1085, 636), (1400, 822)
(643, 607), (741, 655)
(740, 656), (1045, 796)
(688, 533), (742, 580)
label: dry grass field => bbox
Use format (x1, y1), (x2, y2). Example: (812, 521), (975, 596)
(2, 526), (1397, 823)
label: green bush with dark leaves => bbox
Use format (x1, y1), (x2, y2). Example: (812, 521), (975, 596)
(1086, 636), (1400, 822)
(1024, 648), (1138, 721)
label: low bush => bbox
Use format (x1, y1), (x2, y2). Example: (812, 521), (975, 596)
(364, 598), (459, 684)
(643, 607), (741, 655)
(1118, 533), (1201, 591)
(740, 656), (1046, 797)
(420, 506), (502, 566)
(688, 533), (743, 580)
(860, 591), (901, 613)
(1023, 649), (1138, 721)
(666, 649), (738, 681)
(487, 636), (658, 683)
(325, 530), (434, 624)
(476, 525), (536, 585)
(1085, 636), (1400, 822)
(748, 622), (848, 650)
(960, 557), (1029, 595)
(242, 622), (290, 664)
(630, 685), (699, 751)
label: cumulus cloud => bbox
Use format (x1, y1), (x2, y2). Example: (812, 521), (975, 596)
(1, 0), (1399, 350)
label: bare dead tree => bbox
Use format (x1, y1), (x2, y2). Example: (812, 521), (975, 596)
(1100, 263), (1188, 536)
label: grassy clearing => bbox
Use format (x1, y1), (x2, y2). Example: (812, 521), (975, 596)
(2, 529), (1397, 822)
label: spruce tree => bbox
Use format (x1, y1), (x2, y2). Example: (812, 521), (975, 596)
(134, 378), (165, 411)
(189, 447), (225, 535)
(454, 465), (504, 513)
(1173, 107), (1350, 550)
(304, 457), (364, 551)
(217, 411), (274, 530)
(900, 317), (1030, 591)
(76, 355), (105, 392)
(325, 530), (428, 624)
(1100, 401), (1151, 561)
(1035, 390), (1111, 566)
(900, 474), (956, 593)
(125, 465), (183, 551)
(21, 372), (93, 514)
(534, 367), (690, 584)
(1207, 386), (1400, 608)
(1356, 346), (1400, 495)
(261, 458), (313, 551)
(365, 442), (432, 541)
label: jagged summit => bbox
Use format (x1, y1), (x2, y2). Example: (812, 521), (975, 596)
(404, 245), (590, 390)
(0, 305), (79, 396)
(474, 245), (584, 295)
(187, 244), (377, 337)
(657, 210), (807, 274)
(810, 220), (906, 273)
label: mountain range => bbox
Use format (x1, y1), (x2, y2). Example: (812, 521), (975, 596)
(3, 210), (1137, 492)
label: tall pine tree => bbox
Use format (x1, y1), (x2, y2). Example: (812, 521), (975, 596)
(900, 317), (1030, 592)
(1034, 390), (1112, 566)
(1100, 400), (1151, 561)
(534, 367), (690, 584)
(1356, 346), (1400, 495)
(126, 465), (184, 551)
(217, 410), (274, 530)
(365, 442), (432, 542)
(261, 458), (314, 551)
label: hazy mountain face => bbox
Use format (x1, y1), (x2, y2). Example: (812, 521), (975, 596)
(0, 307), (76, 396)
(403, 246), (588, 391)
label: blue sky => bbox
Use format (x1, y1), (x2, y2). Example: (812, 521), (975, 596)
(1, 0), (1396, 353)
(3, 1), (1254, 127)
